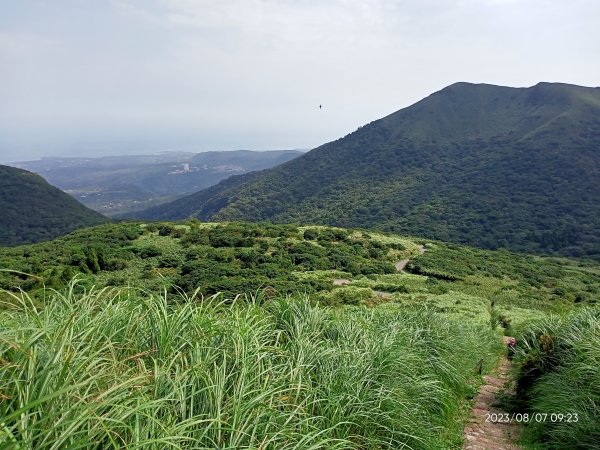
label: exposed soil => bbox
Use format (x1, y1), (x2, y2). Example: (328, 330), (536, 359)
(395, 259), (410, 271)
(333, 244), (426, 294)
(395, 245), (426, 272)
(463, 337), (521, 450)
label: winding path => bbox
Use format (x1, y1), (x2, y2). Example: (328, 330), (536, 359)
(463, 337), (521, 450)
(333, 244), (426, 289)
(395, 244), (425, 271)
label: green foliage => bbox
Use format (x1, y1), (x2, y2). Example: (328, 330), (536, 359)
(0, 282), (501, 449)
(208, 225), (255, 247)
(2, 221), (600, 449)
(406, 242), (600, 312)
(136, 245), (162, 258)
(513, 308), (600, 449)
(326, 286), (375, 305)
(303, 228), (319, 240)
(105, 258), (128, 271)
(1, 221), (600, 315)
(158, 224), (175, 236)
(0, 222), (142, 292)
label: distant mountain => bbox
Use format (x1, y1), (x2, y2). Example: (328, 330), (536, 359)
(137, 82), (600, 259)
(0, 165), (108, 246)
(15, 150), (303, 216)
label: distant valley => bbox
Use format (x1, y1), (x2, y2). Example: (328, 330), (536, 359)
(14, 150), (303, 216)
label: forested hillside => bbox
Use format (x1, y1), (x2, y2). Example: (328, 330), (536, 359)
(0, 165), (108, 246)
(136, 82), (600, 259)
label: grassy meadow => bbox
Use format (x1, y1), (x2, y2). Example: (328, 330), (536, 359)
(0, 282), (503, 449)
(1, 221), (599, 448)
(510, 307), (600, 449)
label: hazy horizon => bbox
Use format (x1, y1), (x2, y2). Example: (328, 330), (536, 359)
(2, 0), (599, 163)
(4, 147), (309, 164)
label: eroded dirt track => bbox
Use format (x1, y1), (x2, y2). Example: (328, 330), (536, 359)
(463, 338), (521, 450)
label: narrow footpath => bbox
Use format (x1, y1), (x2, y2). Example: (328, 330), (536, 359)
(395, 244), (426, 272)
(334, 244), (427, 298)
(463, 337), (521, 450)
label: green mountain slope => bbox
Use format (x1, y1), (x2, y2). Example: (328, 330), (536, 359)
(136, 82), (600, 259)
(0, 165), (108, 246)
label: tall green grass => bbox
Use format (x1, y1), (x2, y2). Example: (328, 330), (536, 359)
(515, 307), (600, 449)
(1, 280), (500, 449)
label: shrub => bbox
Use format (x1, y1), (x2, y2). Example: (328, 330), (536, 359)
(157, 255), (180, 268)
(145, 223), (160, 232)
(158, 225), (175, 236)
(136, 246), (162, 258)
(303, 229), (319, 240)
(104, 258), (128, 271)
(330, 286), (374, 305)
(181, 228), (210, 245)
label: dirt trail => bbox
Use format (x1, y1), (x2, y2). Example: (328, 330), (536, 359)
(395, 244), (426, 272)
(463, 337), (521, 450)
(395, 259), (410, 271)
(334, 244), (426, 289)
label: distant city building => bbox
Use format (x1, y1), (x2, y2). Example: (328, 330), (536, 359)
(168, 162), (198, 175)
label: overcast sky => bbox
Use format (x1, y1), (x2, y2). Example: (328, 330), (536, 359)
(1, 0), (599, 162)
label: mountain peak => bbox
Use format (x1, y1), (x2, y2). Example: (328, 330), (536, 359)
(135, 82), (600, 259)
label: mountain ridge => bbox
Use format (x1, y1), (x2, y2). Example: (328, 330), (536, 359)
(134, 82), (600, 258)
